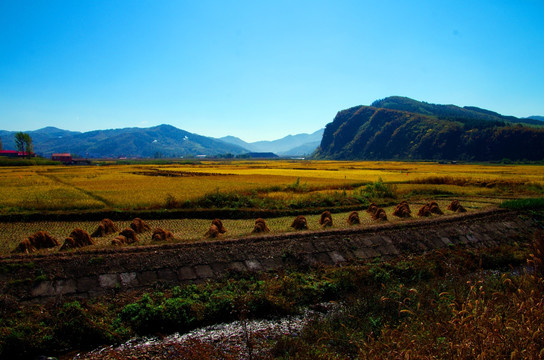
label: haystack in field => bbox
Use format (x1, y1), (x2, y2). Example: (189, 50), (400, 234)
(291, 215), (308, 230)
(347, 211), (360, 225)
(119, 228), (139, 244)
(31, 231), (59, 248)
(12, 239), (36, 254)
(319, 211), (333, 228)
(372, 208), (388, 221)
(447, 200), (467, 213)
(111, 237), (126, 247)
(252, 218), (270, 233)
(428, 201), (444, 215)
(130, 218), (151, 233)
(112, 228), (139, 247)
(210, 219), (227, 234)
(60, 229), (94, 250)
(367, 203), (379, 214)
(393, 201), (411, 218)
(152, 228), (174, 242)
(205, 224), (221, 238)
(91, 218), (118, 237)
(418, 204), (432, 217)
(12, 231), (59, 254)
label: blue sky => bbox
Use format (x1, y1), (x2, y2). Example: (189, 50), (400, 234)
(1, 0), (543, 142)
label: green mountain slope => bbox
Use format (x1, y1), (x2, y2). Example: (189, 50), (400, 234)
(315, 98), (544, 161)
(0, 125), (247, 158)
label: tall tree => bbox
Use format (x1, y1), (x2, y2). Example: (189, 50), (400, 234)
(14, 132), (33, 158)
(14, 132), (25, 152)
(0, 136), (3, 151)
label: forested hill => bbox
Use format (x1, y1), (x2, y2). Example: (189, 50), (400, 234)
(314, 98), (544, 161)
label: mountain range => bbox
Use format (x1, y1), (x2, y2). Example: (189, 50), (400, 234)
(315, 96), (544, 161)
(1, 96), (542, 161)
(219, 129), (323, 156)
(0, 125), (322, 158)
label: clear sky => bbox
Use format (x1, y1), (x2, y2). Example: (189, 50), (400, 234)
(1, 0), (543, 142)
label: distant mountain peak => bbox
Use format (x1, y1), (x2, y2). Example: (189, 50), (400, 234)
(219, 129), (324, 156)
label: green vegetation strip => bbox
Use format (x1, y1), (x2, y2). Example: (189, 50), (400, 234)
(500, 197), (544, 210)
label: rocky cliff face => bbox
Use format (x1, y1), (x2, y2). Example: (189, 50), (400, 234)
(315, 99), (544, 161)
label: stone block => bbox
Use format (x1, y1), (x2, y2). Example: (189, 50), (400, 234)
(370, 236), (386, 247)
(430, 237), (446, 249)
(353, 249), (370, 259)
(314, 252), (333, 264)
(210, 262), (228, 274)
(139, 271), (158, 285)
(384, 245), (399, 255)
(365, 247), (380, 258)
(362, 238), (374, 247)
(227, 262), (247, 272)
(260, 257), (283, 270)
(157, 269), (178, 282)
(194, 265), (214, 278)
(54, 279), (77, 295)
(77, 277), (98, 293)
(381, 236), (393, 245)
(296, 241), (316, 253)
(120, 272), (138, 287)
(245, 259), (262, 272)
(178, 266), (197, 280)
(31, 281), (55, 297)
(329, 251), (346, 264)
(99, 274), (118, 288)
(440, 237), (452, 246)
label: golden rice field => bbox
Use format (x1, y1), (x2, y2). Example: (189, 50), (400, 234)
(0, 160), (542, 255)
(0, 160), (542, 213)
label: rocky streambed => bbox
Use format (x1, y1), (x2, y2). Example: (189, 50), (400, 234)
(73, 304), (337, 359)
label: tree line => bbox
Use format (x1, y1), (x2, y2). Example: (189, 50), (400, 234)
(0, 132), (33, 158)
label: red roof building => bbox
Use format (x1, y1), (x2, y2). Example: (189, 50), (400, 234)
(0, 150), (31, 158)
(52, 153), (72, 163)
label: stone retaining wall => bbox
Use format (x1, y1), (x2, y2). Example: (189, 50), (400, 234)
(0, 209), (537, 302)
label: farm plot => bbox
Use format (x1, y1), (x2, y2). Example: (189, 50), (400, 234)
(0, 198), (495, 256)
(0, 161), (541, 214)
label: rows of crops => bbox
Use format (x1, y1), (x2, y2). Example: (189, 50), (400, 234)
(0, 199), (496, 255)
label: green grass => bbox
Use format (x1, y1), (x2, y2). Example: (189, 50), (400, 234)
(500, 197), (544, 210)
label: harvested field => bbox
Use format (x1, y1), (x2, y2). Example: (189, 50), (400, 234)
(0, 198), (496, 256)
